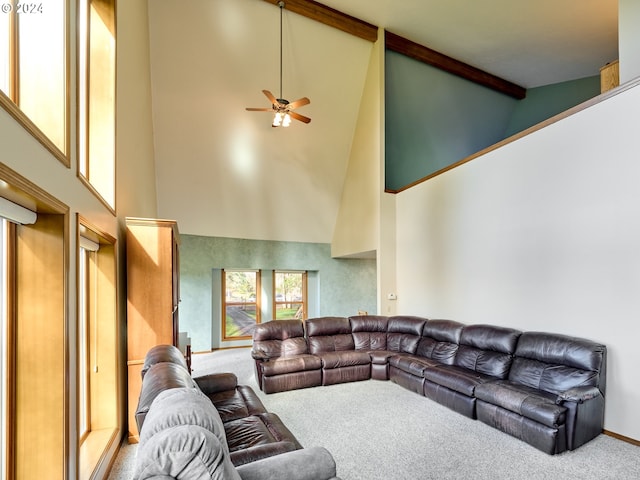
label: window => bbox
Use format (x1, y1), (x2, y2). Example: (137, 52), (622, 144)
(222, 270), (260, 340)
(273, 271), (307, 320)
(0, 219), (9, 480)
(77, 237), (94, 442)
(77, 217), (118, 480)
(78, 0), (116, 209)
(0, 0), (68, 162)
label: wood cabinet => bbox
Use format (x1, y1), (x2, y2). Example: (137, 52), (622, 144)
(600, 60), (619, 93)
(126, 217), (180, 441)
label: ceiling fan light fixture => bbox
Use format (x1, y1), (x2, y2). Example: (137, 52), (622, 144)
(272, 111), (283, 127)
(245, 1), (311, 127)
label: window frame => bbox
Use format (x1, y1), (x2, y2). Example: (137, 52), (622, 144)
(273, 270), (308, 320)
(76, 0), (117, 213)
(222, 269), (261, 341)
(0, 0), (70, 166)
(76, 215), (119, 479)
(0, 218), (15, 480)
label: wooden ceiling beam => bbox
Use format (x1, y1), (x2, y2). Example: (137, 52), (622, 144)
(260, 0), (378, 43)
(261, 1), (526, 99)
(385, 31), (526, 99)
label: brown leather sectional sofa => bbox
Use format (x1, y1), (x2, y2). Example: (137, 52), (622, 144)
(252, 315), (607, 455)
(133, 344), (341, 479)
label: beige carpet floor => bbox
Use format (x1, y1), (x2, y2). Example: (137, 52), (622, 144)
(108, 348), (640, 480)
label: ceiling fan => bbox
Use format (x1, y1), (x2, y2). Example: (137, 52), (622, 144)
(246, 1), (311, 127)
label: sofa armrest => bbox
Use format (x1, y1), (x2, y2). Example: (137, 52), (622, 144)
(556, 386), (602, 404)
(236, 447), (340, 480)
(193, 372), (238, 394)
(251, 348), (271, 361)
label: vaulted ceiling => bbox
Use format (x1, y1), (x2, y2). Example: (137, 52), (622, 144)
(147, 0), (618, 244)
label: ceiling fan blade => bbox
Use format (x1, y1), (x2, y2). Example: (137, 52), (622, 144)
(288, 97), (310, 110)
(246, 107), (273, 111)
(262, 90), (279, 106)
(289, 111), (311, 124)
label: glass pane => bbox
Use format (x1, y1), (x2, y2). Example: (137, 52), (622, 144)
(274, 271), (304, 302)
(275, 303), (303, 320)
(224, 270), (258, 339)
(17, 0), (66, 152)
(225, 271), (257, 303)
(225, 304), (257, 337)
(87, 0), (115, 206)
(0, 14), (9, 95)
(0, 220), (7, 476)
(78, 0), (88, 176)
(78, 248), (89, 438)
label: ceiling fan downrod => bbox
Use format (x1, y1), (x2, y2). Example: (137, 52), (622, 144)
(278, 1), (285, 102)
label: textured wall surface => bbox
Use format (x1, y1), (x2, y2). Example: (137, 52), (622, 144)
(179, 234), (377, 351)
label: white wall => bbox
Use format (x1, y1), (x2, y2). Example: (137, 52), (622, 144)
(331, 38), (381, 259)
(394, 83), (640, 441)
(619, 0), (640, 83)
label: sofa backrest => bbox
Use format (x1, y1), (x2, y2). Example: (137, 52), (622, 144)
(252, 320), (308, 359)
(386, 316), (428, 354)
(509, 332), (607, 395)
(454, 324), (521, 378)
(416, 319), (465, 365)
(136, 362), (199, 432)
(306, 316), (354, 354)
(350, 315), (388, 351)
(141, 344), (188, 379)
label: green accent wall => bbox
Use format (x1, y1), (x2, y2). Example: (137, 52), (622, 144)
(504, 75), (600, 136)
(385, 49), (601, 191)
(179, 234), (377, 351)
(385, 50), (517, 191)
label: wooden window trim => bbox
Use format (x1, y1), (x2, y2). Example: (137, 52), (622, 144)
(76, 214), (119, 480)
(273, 270), (308, 320)
(0, 0), (71, 166)
(76, 0), (117, 212)
(222, 270), (261, 341)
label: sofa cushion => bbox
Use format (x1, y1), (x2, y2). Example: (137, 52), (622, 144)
(454, 325), (522, 378)
(318, 350), (371, 369)
(369, 350), (395, 364)
(261, 354), (322, 377)
(415, 320), (465, 365)
(509, 357), (600, 396)
(460, 324), (521, 354)
(386, 316), (428, 354)
(140, 387), (229, 455)
(134, 424), (241, 480)
(252, 320), (308, 359)
(224, 413), (302, 466)
(206, 385), (268, 423)
(510, 332), (605, 395)
(235, 446), (339, 480)
(423, 365), (497, 396)
(306, 317), (354, 354)
(308, 334), (354, 353)
(423, 319), (465, 344)
(389, 354), (440, 376)
(475, 380), (567, 428)
(350, 315), (388, 351)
